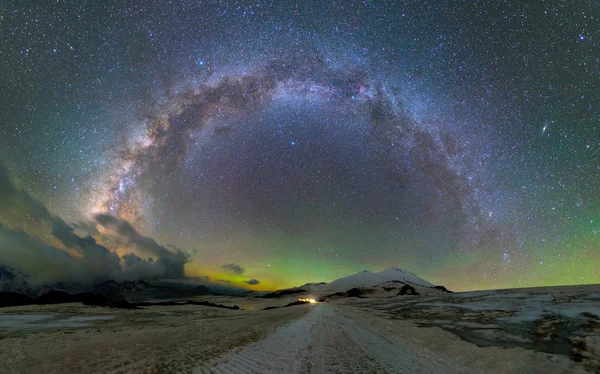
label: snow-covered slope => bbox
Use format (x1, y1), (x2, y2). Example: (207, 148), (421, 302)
(324, 267), (433, 291)
(375, 267), (434, 287)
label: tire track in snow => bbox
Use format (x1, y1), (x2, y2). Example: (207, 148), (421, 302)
(195, 304), (455, 373)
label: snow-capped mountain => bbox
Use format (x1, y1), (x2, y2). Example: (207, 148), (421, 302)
(250, 267), (436, 298)
(323, 267), (433, 292)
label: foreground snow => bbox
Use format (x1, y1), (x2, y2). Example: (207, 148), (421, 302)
(1, 284), (597, 373)
(196, 304), (459, 373)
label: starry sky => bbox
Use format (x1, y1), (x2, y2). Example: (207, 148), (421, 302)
(0, 1), (598, 292)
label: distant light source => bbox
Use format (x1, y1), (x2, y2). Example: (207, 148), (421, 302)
(298, 298), (317, 304)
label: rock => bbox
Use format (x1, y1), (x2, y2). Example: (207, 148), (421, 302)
(397, 285), (420, 296)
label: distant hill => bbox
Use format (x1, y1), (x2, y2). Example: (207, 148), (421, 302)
(93, 279), (214, 300)
(237, 290), (270, 298)
(0, 267), (217, 301)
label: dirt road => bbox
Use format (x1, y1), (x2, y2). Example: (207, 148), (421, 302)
(196, 304), (463, 374)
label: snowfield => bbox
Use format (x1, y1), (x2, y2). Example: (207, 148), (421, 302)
(1, 284), (599, 373)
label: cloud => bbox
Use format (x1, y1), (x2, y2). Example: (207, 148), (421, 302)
(94, 214), (190, 279)
(0, 223), (87, 285)
(51, 219), (122, 280)
(119, 253), (165, 281)
(219, 263), (245, 275)
(215, 279), (232, 284)
(244, 279), (260, 285)
(0, 162), (191, 285)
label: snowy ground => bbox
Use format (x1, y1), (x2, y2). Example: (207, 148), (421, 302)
(196, 304), (461, 373)
(1, 284), (599, 373)
(0, 302), (310, 373)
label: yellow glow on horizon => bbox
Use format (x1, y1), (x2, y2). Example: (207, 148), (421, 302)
(184, 264), (279, 291)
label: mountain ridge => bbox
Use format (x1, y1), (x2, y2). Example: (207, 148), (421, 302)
(0, 267), (217, 300)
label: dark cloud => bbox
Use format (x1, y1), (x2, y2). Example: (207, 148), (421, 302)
(0, 220), (132, 285)
(215, 279), (232, 284)
(0, 163), (191, 285)
(94, 214), (190, 279)
(0, 223), (88, 285)
(51, 219), (121, 280)
(244, 279), (260, 285)
(119, 253), (166, 281)
(219, 263), (245, 275)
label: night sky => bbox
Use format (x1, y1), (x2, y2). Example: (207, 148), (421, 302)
(1, 1), (598, 291)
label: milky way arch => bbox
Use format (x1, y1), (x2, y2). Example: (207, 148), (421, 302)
(91, 56), (491, 252)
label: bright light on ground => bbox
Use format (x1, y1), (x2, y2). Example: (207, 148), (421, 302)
(298, 298), (317, 304)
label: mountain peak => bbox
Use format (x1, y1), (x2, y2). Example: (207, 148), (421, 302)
(323, 267), (433, 291)
(384, 267), (405, 272)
